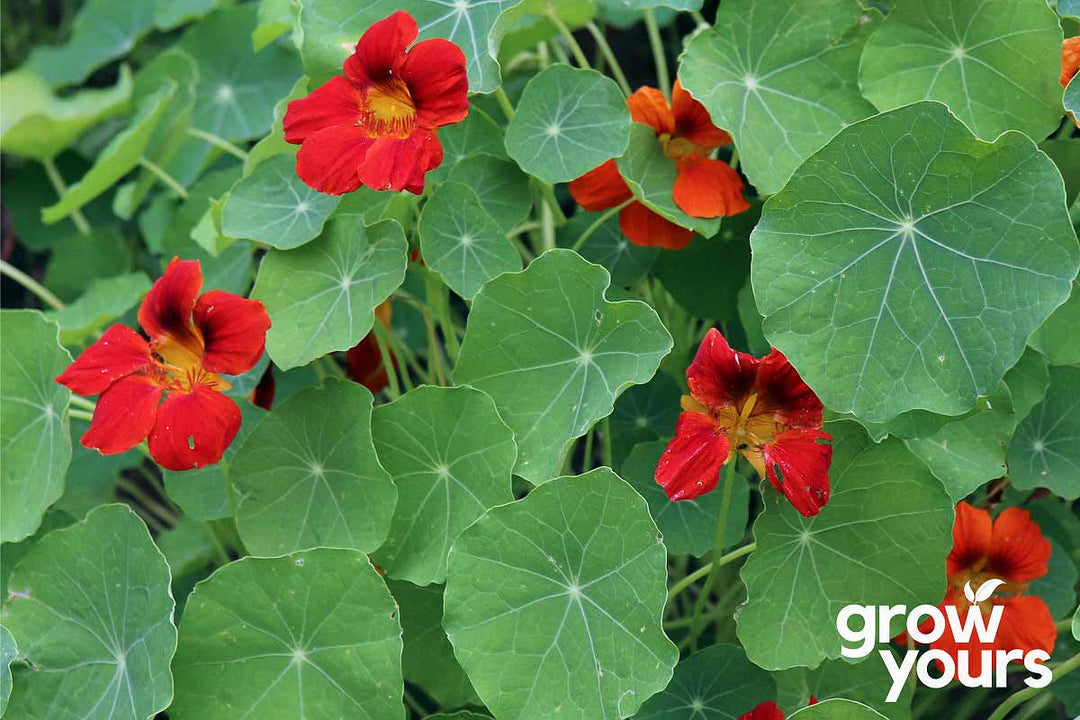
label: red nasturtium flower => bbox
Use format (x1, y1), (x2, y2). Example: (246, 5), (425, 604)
(55, 258), (271, 471)
(283, 11), (469, 195)
(569, 80), (749, 250)
(655, 329), (832, 517)
(738, 697), (817, 720)
(345, 300), (395, 392)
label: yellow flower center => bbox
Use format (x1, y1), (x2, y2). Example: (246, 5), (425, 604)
(361, 76), (416, 137)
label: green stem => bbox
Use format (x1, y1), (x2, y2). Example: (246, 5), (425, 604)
(601, 417), (613, 468)
(138, 157), (188, 199)
(377, 323), (415, 392)
(1056, 618), (1074, 632)
(986, 651), (1080, 720)
(547, 10), (590, 68)
(116, 477), (177, 526)
(371, 323), (402, 399)
(643, 9), (671, 101)
(572, 198), (632, 252)
(1, 260), (65, 310)
(690, 9), (708, 27)
(493, 86), (516, 122)
(427, 273), (461, 362)
(187, 127), (249, 161)
(538, 182), (567, 224)
(687, 459), (738, 649)
(69, 394), (97, 412)
(402, 689), (426, 717)
(666, 541), (756, 602)
(581, 430), (595, 472)
(585, 22), (632, 96)
(42, 157), (90, 234)
(69, 408), (95, 422)
(203, 522), (231, 565)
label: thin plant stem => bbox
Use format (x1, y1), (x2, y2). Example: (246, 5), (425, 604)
(0, 260), (64, 310)
(1057, 618), (1075, 632)
(372, 323), (402, 399)
(311, 357), (328, 385)
(375, 322), (415, 392)
(321, 355), (346, 379)
(585, 22), (632, 96)
(572, 198), (632, 252)
(403, 689), (426, 717)
(666, 542), (756, 602)
(42, 157), (90, 234)
(643, 9), (671, 101)
(986, 651), (1080, 720)
(427, 273), (461, 362)
(538, 181), (567, 224)
(690, 9), (708, 27)
(187, 127), (249, 161)
(138, 157), (188, 199)
(136, 464), (172, 509)
(493, 86), (516, 121)
(688, 459), (738, 649)
(69, 408), (95, 422)
(203, 522), (231, 565)
(116, 477), (177, 527)
(581, 431), (595, 472)
(69, 394), (96, 412)
(547, 10), (590, 68)
(601, 417), (613, 468)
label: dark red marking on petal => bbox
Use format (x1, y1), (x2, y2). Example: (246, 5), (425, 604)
(686, 328), (759, 411)
(79, 374), (162, 455)
(194, 290), (271, 376)
(148, 384), (241, 472)
(344, 10), (418, 85)
(655, 411), (731, 501)
(672, 79), (732, 149)
(761, 428), (832, 517)
(988, 507), (1051, 583)
(754, 348), (824, 428)
(139, 257), (203, 348)
(947, 501), (993, 577)
(55, 324), (151, 396)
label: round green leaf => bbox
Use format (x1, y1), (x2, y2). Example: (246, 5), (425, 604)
(859, 0), (1063, 142)
(1029, 538), (1079, 619)
(1067, 74), (1080, 118)
(789, 699), (889, 720)
(0, 311), (72, 543)
(454, 249), (672, 484)
(505, 65), (631, 184)
(635, 644), (775, 720)
(678, 0), (877, 195)
(419, 182), (521, 300)
(446, 155), (532, 234)
(299, 0), (525, 94)
(609, 371), (681, 466)
(1009, 365), (1080, 499)
(557, 210), (659, 287)
(432, 107), (507, 182)
(903, 407), (1014, 500)
(371, 386), (515, 585)
(3, 504), (176, 719)
(170, 549), (403, 720)
(252, 216), (407, 370)
(45, 272), (151, 346)
(621, 441), (749, 557)
(751, 102), (1079, 423)
(1, 625), (16, 717)
(443, 468), (678, 719)
(736, 422), (954, 670)
(1029, 283), (1080, 366)
(232, 380), (397, 555)
(221, 155), (340, 249)
(776, 652), (912, 720)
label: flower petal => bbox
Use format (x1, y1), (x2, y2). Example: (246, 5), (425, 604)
(344, 10), (418, 84)
(345, 334), (389, 393)
(295, 125), (377, 195)
(627, 86), (675, 135)
(754, 348), (824, 428)
(618, 201), (694, 249)
(738, 701), (785, 720)
(356, 128), (442, 193)
(193, 290), (271, 376)
(672, 158), (749, 218)
(994, 595), (1056, 660)
(80, 374), (161, 455)
(1061, 36), (1080, 88)
(655, 411), (731, 501)
(148, 384), (241, 471)
(686, 328), (759, 410)
(989, 507), (1051, 582)
(761, 428), (832, 517)
(283, 75), (363, 145)
(947, 501), (993, 576)
(672, 79), (732, 148)
(139, 257), (202, 349)
(400, 38), (469, 128)
(568, 160), (633, 211)
(54, 324), (151, 396)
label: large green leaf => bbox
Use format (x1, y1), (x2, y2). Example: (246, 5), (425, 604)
(443, 468), (678, 719)
(504, 65), (631, 184)
(371, 386), (515, 585)
(789, 699), (888, 720)
(0, 68), (131, 161)
(0, 311), (72, 543)
(430, 107), (508, 183)
(608, 371), (681, 465)
(557, 210), (659, 287)
(45, 272), (151, 345)
(635, 644), (774, 720)
(776, 652), (912, 720)
(454, 250), (672, 484)
(419, 181), (521, 300)
(252, 216), (407, 370)
(751, 102), (1079, 423)
(299, 0), (525, 94)
(221, 154), (339, 249)
(1029, 283), (1080, 366)
(3, 505), (176, 719)
(1029, 538), (1079, 619)
(1009, 365), (1080, 499)
(446, 155), (532, 234)
(859, 0), (1063, 142)
(903, 408), (1012, 500)
(1067, 75), (1080, 119)
(232, 380), (397, 555)
(170, 549), (403, 719)
(1, 625), (16, 716)
(678, 0), (877, 195)
(736, 422), (954, 670)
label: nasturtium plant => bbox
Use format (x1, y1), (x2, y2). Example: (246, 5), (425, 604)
(3, 3), (1079, 719)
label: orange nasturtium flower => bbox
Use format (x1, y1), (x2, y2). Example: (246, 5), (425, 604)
(569, 80), (749, 250)
(55, 258), (271, 471)
(283, 11), (469, 195)
(655, 329), (832, 517)
(1061, 36), (1080, 88)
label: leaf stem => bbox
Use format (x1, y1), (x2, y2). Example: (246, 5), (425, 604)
(69, 408), (95, 422)
(186, 127), (249, 161)
(203, 522), (231, 566)
(643, 9), (671, 101)
(585, 22), (632, 96)
(687, 459), (738, 649)
(538, 181), (567, 224)
(666, 541), (756, 602)
(986, 651), (1080, 720)
(572, 198), (632, 252)
(116, 476), (177, 527)
(493, 86), (516, 122)
(601, 417), (613, 468)
(547, 10), (590, 69)
(138, 157), (188, 199)
(581, 431), (595, 472)
(69, 395), (97, 412)
(0, 259), (65, 310)
(42, 157), (91, 234)
(371, 322), (402, 399)
(426, 272), (462, 363)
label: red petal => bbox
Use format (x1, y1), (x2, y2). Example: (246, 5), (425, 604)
(295, 125), (376, 195)
(947, 501), (993, 576)
(761, 428), (832, 517)
(283, 76), (363, 145)
(686, 328), (759, 410)
(139, 257), (202, 348)
(995, 595), (1057, 659)
(193, 290), (271, 376)
(345, 334), (390, 393)
(655, 411), (731, 501)
(672, 158), (749, 218)
(672, 79), (732, 148)
(1061, 37), (1080, 88)
(80, 374), (162, 455)
(989, 507), (1051, 582)
(55, 324), (151, 396)
(738, 701), (785, 720)
(400, 38), (469, 128)
(618, 202), (694, 249)
(356, 129), (442, 193)
(569, 160), (632, 211)
(754, 348), (823, 428)
(627, 86), (675, 135)
(344, 10), (417, 84)
(250, 365), (276, 411)
(148, 384), (241, 471)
